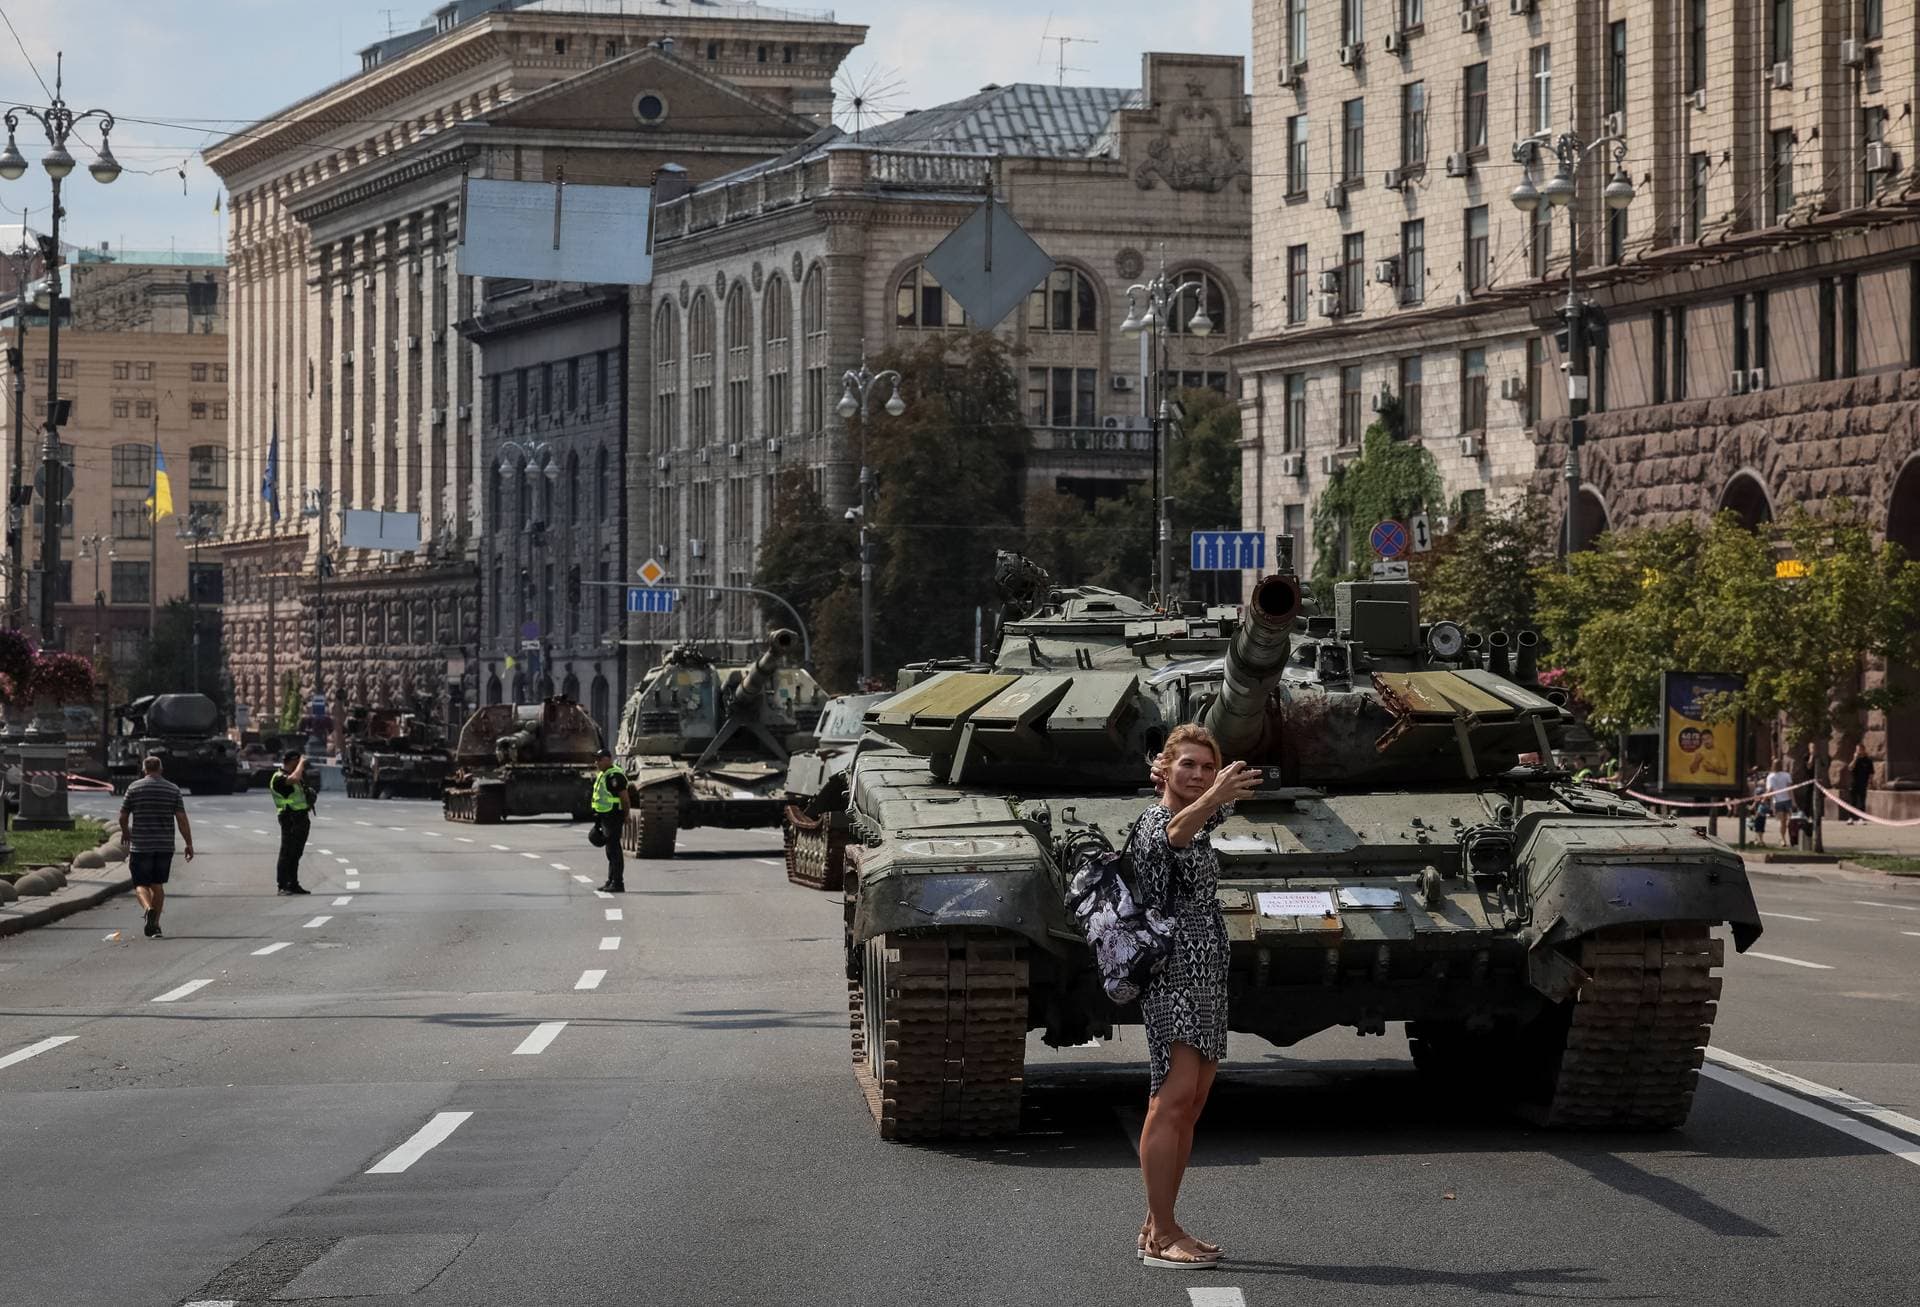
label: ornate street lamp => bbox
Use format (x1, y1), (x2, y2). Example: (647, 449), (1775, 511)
(836, 356), (905, 685)
(1120, 247), (1213, 604)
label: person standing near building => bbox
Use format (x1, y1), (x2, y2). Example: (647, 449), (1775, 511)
(118, 755), (194, 939)
(270, 750), (315, 895)
(591, 748), (629, 893)
(1848, 744), (1875, 823)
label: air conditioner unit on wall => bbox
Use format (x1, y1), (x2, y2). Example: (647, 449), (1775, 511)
(1460, 433), (1486, 458)
(728, 443), (743, 459)
(1277, 63), (1301, 89)
(1460, 6), (1488, 35)
(1508, 0), (1534, 15)
(689, 538), (704, 559)
(1840, 39), (1866, 69)
(1373, 258), (1399, 285)
(1865, 142), (1895, 174)
(342, 350), (354, 366)
(766, 437), (782, 454)
(1771, 62), (1792, 90)
(1728, 370), (1748, 395)
(1318, 451), (1342, 475)
(1111, 375), (1136, 393)
(695, 447), (710, 464)
(1324, 185), (1347, 211)
(1318, 269), (1342, 294)
(1602, 112), (1624, 137)
(1498, 376), (1525, 402)
(1317, 292), (1344, 318)
(1384, 31), (1404, 56)
(1445, 153), (1472, 178)
(1747, 367), (1769, 391)
(1384, 167), (1407, 191)
(1687, 88), (1706, 111)
(1338, 43), (1361, 69)
(1371, 389), (1391, 412)
(655, 456), (670, 471)
(1278, 452), (1305, 477)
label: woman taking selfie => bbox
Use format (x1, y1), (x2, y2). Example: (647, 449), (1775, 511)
(1132, 723), (1261, 1268)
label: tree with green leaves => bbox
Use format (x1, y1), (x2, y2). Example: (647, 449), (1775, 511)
(1417, 497), (1557, 632)
(1310, 414), (1443, 601)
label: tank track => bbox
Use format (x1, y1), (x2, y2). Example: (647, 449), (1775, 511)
(848, 932), (1028, 1141)
(783, 804), (846, 892)
(625, 788), (679, 857)
(442, 782), (506, 824)
(344, 775), (371, 799)
(1535, 924), (1724, 1130)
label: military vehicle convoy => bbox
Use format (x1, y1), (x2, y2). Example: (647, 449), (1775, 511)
(442, 698), (601, 824)
(781, 691), (891, 891)
(109, 694), (240, 794)
(616, 631), (827, 858)
(840, 551), (1762, 1141)
(342, 707), (452, 799)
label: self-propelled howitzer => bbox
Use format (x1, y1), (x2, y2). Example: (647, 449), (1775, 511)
(838, 555), (1762, 1141)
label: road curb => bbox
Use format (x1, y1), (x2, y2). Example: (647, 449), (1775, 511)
(0, 868), (133, 938)
(1743, 859), (1920, 890)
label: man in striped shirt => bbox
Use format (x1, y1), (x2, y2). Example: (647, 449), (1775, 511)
(117, 755), (195, 939)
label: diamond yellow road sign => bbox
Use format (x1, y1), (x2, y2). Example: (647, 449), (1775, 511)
(637, 558), (667, 586)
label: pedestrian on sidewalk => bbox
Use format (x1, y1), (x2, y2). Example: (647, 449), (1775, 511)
(1765, 756), (1795, 848)
(590, 748), (629, 893)
(269, 751), (315, 895)
(118, 755), (194, 939)
(1848, 744), (1875, 823)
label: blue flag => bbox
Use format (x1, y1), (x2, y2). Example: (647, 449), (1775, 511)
(262, 413), (280, 523)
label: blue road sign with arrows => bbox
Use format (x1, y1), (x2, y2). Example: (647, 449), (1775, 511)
(626, 586), (677, 614)
(1190, 530), (1267, 571)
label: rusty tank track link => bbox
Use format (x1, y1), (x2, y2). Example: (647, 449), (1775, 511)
(442, 782), (506, 824)
(849, 933), (1028, 1141)
(783, 804), (846, 892)
(625, 788), (680, 858)
(1533, 924), (1724, 1130)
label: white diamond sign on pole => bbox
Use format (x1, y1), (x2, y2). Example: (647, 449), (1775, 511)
(922, 192), (1055, 331)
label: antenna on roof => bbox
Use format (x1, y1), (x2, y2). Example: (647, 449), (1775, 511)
(1036, 17), (1098, 88)
(378, 8), (402, 38)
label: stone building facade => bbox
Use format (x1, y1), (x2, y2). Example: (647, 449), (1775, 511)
(1235, 0), (1920, 811)
(1, 252), (228, 673)
(633, 54), (1251, 664)
(202, 0), (862, 733)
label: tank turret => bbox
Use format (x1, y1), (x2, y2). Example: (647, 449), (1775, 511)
(729, 629), (801, 716)
(1202, 572), (1303, 760)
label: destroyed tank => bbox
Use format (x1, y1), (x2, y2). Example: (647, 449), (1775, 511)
(841, 549), (1763, 1140)
(442, 697), (601, 824)
(781, 691), (893, 891)
(109, 693), (239, 795)
(615, 630), (827, 857)
(342, 707), (453, 799)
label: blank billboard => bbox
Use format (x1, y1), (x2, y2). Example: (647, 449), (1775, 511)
(458, 179), (654, 286)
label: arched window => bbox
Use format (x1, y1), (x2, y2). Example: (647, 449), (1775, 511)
(1027, 267), (1099, 334)
(1165, 270), (1228, 337)
(802, 263), (827, 433)
(763, 275), (792, 439)
(566, 450), (580, 524)
(724, 282), (752, 443)
(596, 447), (611, 518)
(653, 300), (679, 450)
(486, 671), (503, 705)
(561, 670), (580, 701)
(688, 292), (714, 442)
(895, 263), (966, 329)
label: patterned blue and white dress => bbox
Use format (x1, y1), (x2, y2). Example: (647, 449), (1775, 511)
(1130, 802), (1231, 1097)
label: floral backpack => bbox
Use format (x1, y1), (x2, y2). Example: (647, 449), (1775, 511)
(1063, 826), (1175, 1005)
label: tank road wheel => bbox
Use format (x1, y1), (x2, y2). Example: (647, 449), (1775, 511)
(784, 805), (846, 892)
(632, 789), (679, 858)
(849, 932), (1028, 1141)
(471, 782), (508, 825)
(782, 809), (800, 881)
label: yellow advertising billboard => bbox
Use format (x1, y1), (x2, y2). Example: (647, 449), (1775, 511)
(1657, 672), (1745, 793)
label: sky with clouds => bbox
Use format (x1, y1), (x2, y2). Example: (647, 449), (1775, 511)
(0, 0), (1250, 255)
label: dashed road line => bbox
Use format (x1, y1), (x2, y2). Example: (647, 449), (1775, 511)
(1708, 1048), (1920, 1139)
(574, 969), (607, 991)
(152, 978), (215, 1003)
(333, 896), (354, 906)
(1704, 1061), (1920, 1169)
(346, 882), (361, 891)
(1187, 1291), (1247, 1307)
(572, 874), (593, 884)
(317, 848), (333, 855)
(252, 942), (292, 956)
(223, 824), (239, 830)
(593, 890), (613, 900)
(387, 826), (407, 832)
(513, 1022), (568, 1056)
(0, 1035), (76, 1071)
(1856, 900), (1918, 912)
(1746, 951), (1834, 970)
(1905, 931), (1920, 938)
(355, 821), (372, 827)
(302, 916), (332, 929)
(335, 856), (350, 863)
(605, 908), (623, 921)
(521, 852), (541, 861)
(424, 831), (442, 838)
(251, 829), (268, 835)
(599, 936), (621, 951)
(456, 836), (475, 844)
(1761, 911), (1821, 923)
(551, 863), (571, 871)
(490, 844), (510, 851)
(365, 1111), (473, 1175)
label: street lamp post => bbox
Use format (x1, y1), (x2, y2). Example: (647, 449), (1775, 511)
(1120, 249), (1214, 605)
(1, 55), (122, 642)
(836, 355), (905, 686)
(5, 235), (38, 628)
(176, 508), (219, 695)
(78, 531), (109, 764)
(301, 489), (332, 713)
(1510, 125), (1635, 565)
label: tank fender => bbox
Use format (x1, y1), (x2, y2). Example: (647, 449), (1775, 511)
(1518, 817), (1763, 970)
(854, 866), (1074, 957)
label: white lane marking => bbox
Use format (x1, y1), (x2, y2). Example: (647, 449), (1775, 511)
(551, 863), (571, 871)
(1746, 950), (1835, 970)
(0, 1035), (77, 1071)
(1856, 900), (1919, 912)
(456, 836), (475, 843)
(223, 824), (239, 830)
(753, 858), (783, 868)
(513, 1021), (568, 1056)
(1702, 1065), (1920, 1169)
(592, 890), (613, 900)
(317, 848), (333, 855)
(302, 916), (332, 929)
(333, 896), (354, 906)
(251, 828), (268, 835)
(345, 882), (361, 891)
(1760, 911), (1821, 923)
(365, 1110), (474, 1175)
(355, 821), (372, 827)
(1188, 1292), (1247, 1307)
(574, 969), (607, 990)
(335, 857), (350, 863)
(599, 936), (621, 951)
(605, 908), (623, 921)
(424, 831), (442, 838)
(521, 852), (541, 861)
(1905, 931), (1920, 938)
(388, 826), (407, 832)
(1707, 1049), (1920, 1139)
(572, 874), (593, 884)
(151, 978), (215, 1003)
(252, 942), (292, 956)
(184, 1300), (239, 1307)
(490, 844), (510, 851)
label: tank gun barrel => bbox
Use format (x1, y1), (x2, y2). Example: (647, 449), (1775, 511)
(1203, 573), (1305, 760)
(494, 726), (538, 765)
(733, 629), (800, 708)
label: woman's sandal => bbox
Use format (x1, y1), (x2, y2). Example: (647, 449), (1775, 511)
(1138, 1224), (1222, 1260)
(1142, 1235), (1222, 1269)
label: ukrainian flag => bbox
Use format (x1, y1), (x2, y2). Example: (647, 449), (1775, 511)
(147, 448), (174, 522)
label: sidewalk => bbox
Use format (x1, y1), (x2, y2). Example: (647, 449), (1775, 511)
(0, 864), (133, 938)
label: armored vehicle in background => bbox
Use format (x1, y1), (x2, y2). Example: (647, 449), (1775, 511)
(841, 551), (1762, 1141)
(443, 698), (600, 824)
(617, 630), (827, 858)
(343, 707), (453, 799)
(109, 694), (239, 794)
(781, 691), (892, 891)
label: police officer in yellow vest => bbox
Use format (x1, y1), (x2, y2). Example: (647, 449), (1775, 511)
(270, 750), (316, 895)
(591, 748), (629, 893)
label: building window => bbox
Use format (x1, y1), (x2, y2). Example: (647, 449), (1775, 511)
(190, 401), (208, 420)
(1287, 115), (1309, 195)
(802, 264), (827, 434)
(1864, 0), (1882, 40)
(1671, 307), (1688, 400)
(1463, 63), (1488, 153)
(653, 300), (679, 450)
(134, 362), (152, 381)
(112, 560), (151, 605)
(1027, 367), (1098, 429)
(724, 283), (752, 444)
(1400, 0), (1424, 27)
(211, 401), (227, 421)
(1460, 349), (1488, 433)
(1287, 245), (1309, 325)
(1688, 152), (1710, 242)
(1284, 373), (1306, 451)
(1753, 290), (1770, 374)
(1530, 45), (1552, 135)
(111, 442), (152, 488)
(1341, 0), (1365, 47)
(31, 497), (73, 540)
(1524, 338), (1543, 427)
(596, 447), (611, 519)
(1771, 0), (1792, 66)
(1341, 99), (1364, 184)
(1770, 129), (1795, 223)
(1400, 220), (1425, 305)
(1841, 273), (1859, 378)
(1401, 82), (1426, 171)
(1027, 267), (1098, 334)
(1339, 365), (1364, 447)
(190, 362), (208, 382)
(1341, 234), (1365, 316)
(1864, 106), (1889, 202)
(112, 497), (153, 541)
(688, 292), (714, 444)
(565, 451), (580, 524)
(189, 444), (227, 490)
(1605, 209), (1626, 265)
(763, 275), (792, 440)
(112, 399), (130, 419)
(1687, 0), (1708, 93)
(135, 399), (153, 419)
(1529, 204), (1552, 278)
(1285, 0), (1307, 69)
(1653, 310), (1669, 403)
(1166, 271), (1227, 337)
(112, 360), (129, 380)
(897, 264), (965, 329)
(1464, 206), (1489, 293)
(1398, 355), (1422, 439)
(1606, 21), (1627, 123)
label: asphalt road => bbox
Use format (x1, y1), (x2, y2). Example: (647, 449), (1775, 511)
(2, 792), (1918, 1307)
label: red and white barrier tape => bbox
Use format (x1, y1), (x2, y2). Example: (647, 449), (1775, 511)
(1814, 782), (1920, 828)
(1617, 780), (1812, 812)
